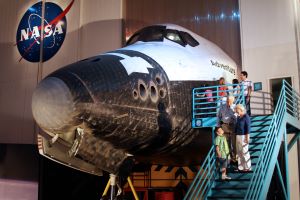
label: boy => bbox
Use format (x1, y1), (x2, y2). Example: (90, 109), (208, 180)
(215, 127), (231, 180)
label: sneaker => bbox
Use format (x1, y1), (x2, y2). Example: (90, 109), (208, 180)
(239, 169), (252, 173)
(221, 175), (231, 180)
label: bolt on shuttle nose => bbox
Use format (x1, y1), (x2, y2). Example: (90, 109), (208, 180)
(32, 77), (77, 133)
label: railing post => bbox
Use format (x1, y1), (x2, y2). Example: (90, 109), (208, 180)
(192, 88), (195, 120)
(212, 127), (215, 148)
(284, 128), (291, 200)
(216, 86), (220, 112)
(282, 81), (287, 113)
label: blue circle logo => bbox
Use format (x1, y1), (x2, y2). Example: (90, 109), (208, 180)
(16, 2), (71, 62)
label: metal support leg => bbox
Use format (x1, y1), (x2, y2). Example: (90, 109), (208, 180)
(110, 174), (116, 200)
(276, 161), (288, 200)
(102, 178), (111, 197)
(127, 177), (139, 200)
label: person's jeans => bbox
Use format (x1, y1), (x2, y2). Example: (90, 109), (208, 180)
(245, 96), (251, 116)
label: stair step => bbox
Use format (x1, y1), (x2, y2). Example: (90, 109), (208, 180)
(249, 147), (262, 152)
(215, 178), (251, 184)
(249, 142), (264, 146)
(251, 126), (270, 132)
(251, 120), (272, 126)
(215, 172), (253, 180)
(252, 155), (259, 161)
(249, 150), (261, 157)
(227, 161), (257, 167)
(212, 186), (247, 190)
(251, 125), (270, 129)
(207, 196), (244, 200)
(209, 189), (247, 197)
(249, 147), (261, 152)
(250, 115), (273, 121)
(249, 146), (262, 152)
(250, 137), (266, 143)
(249, 142), (263, 149)
(251, 131), (268, 137)
(208, 189), (246, 198)
(213, 180), (250, 188)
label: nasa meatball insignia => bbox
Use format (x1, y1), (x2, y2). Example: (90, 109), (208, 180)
(16, 0), (74, 62)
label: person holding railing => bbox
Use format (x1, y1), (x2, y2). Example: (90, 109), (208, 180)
(217, 96), (237, 163)
(235, 104), (251, 172)
(215, 127), (231, 180)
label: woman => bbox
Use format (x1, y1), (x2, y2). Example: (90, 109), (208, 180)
(218, 77), (228, 97)
(235, 104), (251, 171)
(218, 77), (228, 104)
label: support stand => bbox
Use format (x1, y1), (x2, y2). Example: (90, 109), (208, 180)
(101, 175), (139, 200)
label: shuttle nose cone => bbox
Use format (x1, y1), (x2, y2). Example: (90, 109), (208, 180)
(32, 77), (76, 133)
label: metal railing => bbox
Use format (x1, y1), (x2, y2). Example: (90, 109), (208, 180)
(183, 146), (216, 200)
(186, 80), (300, 200)
(192, 84), (245, 128)
(185, 83), (246, 199)
(245, 80), (300, 199)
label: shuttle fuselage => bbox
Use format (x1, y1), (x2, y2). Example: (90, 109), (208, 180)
(32, 24), (237, 175)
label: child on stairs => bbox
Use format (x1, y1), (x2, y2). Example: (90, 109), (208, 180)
(215, 127), (231, 180)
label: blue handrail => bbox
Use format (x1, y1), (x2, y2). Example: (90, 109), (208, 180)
(186, 83), (246, 199)
(245, 80), (300, 199)
(186, 80), (300, 200)
(183, 146), (217, 200)
(192, 83), (245, 128)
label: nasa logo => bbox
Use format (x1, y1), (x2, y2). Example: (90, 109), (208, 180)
(16, 1), (74, 62)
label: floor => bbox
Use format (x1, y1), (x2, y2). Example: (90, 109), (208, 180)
(0, 179), (38, 200)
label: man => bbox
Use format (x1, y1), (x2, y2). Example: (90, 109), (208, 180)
(217, 96), (236, 162)
(240, 71), (253, 116)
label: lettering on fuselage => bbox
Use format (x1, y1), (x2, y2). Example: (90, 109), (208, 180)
(210, 60), (236, 75)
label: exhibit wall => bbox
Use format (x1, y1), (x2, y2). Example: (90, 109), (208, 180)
(240, 0), (299, 92)
(0, 0), (122, 144)
(239, 0), (300, 199)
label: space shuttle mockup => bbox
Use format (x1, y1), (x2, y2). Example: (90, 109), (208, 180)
(32, 24), (237, 176)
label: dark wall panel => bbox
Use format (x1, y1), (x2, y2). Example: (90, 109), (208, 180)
(124, 0), (241, 66)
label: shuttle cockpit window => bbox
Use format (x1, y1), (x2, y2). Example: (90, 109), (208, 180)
(164, 29), (185, 46)
(126, 25), (165, 46)
(180, 31), (199, 47)
(127, 34), (140, 45)
(126, 25), (199, 47)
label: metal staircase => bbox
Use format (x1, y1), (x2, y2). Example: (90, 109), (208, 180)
(185, 80), (300, 200)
